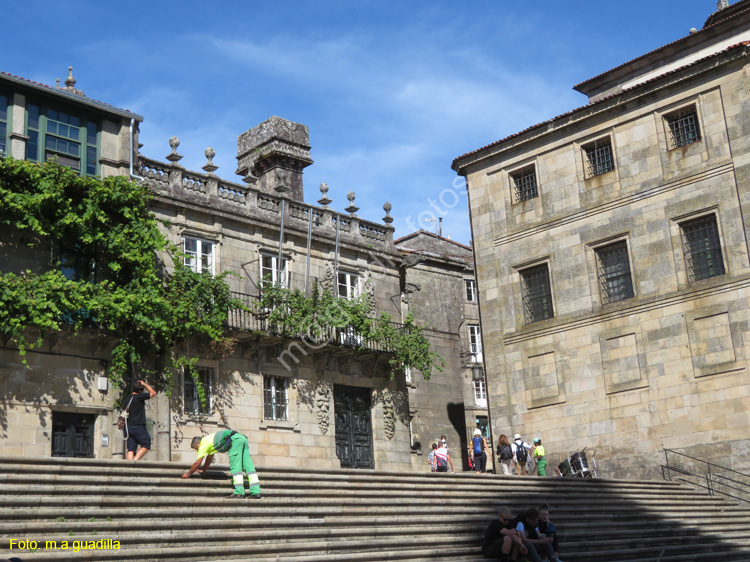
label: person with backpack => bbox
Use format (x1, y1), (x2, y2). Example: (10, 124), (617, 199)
(513, 507), (562, 562)
(433, 442), (454, 473)
(497, 433), (514, 475)
(512, 434), (532, 476)
(470, 428), (491, 474)
(182, 430), (262, 499)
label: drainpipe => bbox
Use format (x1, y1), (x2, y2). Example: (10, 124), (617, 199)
(129, 119), (144, 181)
(305, 207), (313, 294)
(333, 215), (340, 298)
(277, 200), (286, 286)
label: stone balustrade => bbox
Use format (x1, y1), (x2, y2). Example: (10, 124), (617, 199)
(138, 154), (395, 247)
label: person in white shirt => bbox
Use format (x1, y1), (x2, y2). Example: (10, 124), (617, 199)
(512, 433), (532, 476)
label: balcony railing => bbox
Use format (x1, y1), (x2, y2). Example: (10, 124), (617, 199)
(228, 291), (402, 353)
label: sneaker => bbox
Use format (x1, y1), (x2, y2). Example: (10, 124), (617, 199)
(226, 493), (245, 499)
(249, 493), (262, 500)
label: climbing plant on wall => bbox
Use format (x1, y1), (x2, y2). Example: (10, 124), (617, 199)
(257, 281), (444, 379)
(0, 157), (243, 393)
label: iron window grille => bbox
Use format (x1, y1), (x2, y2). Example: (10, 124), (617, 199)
(667, 107), (701, 149)
(184, 366), (213, 416)
(583, 138), (615, 177)
(596, 241), (634, 304)
(681, 215), (725, 282)
(465, 279), (477, 302)
(521, 264), (554, 323)
(511, 166), (538, 203)
(263, 375), (288, 421)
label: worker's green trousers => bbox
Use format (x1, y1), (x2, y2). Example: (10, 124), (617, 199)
(228, 433), (261, 496)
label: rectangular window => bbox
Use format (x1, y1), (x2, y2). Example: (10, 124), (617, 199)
(583, 138), (615, 177)
(475, 416), (489, 439)
(681, 215), (725, 282)
(511, 166), (538, 203)
(183, 236), (215, 275)
(465, 279), (477, 302)
(263, 375), (288, 421)
(60, 242), (96, 283)
(667, 106), (701, 149)
(337, 271), (360, 300)
(260, 254), (289, 287)
(520, 264), (554, 323)
(184, 366), (213, 416)
(24, 103), (99, 175)
(596, 241), (634, 304)
(468, 324), (483, 363)
(474, 379), (487, 408)
(0, 93), (8, 155)
(404, 366), (412, 384)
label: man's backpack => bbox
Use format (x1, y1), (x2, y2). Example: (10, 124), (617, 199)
(435, 451), (449, 469)
(515, 442), (528, 463)
(499, 443), (513, 460)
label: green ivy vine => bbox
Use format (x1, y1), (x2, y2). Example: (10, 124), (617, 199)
(0, 157), (244, 394)
(257, 281), (443, 379)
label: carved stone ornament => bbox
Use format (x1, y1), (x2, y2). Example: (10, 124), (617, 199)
(382, 202), (393, 225)
(345, 191), (359, 216)
(318, 182), (332, 207)
(202, 147), (218, 173)
(378, 388), (396, 440)
(316, 380), (332, 435)
(321, 261), (335, 292)
(167, 137), (183, 163)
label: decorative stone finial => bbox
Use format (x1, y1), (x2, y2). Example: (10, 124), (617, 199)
(166, 136), (183, 163)
(58, 66), (85, 96)
(65, 67), (76, 88)
(383, 202), (393, 225)
(202, 147), (218, 173)
(345, 191), (359, 216)
(318, 182), (332, 207)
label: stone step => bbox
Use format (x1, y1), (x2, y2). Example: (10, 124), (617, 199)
(1, 455), (749, 562)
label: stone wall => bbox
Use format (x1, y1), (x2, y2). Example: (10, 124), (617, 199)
(457, 46), (750, 479)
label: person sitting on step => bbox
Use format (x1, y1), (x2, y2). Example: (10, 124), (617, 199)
(513, 507), (562, 562)
(538, 503), (563, 562)
(482, 506), (527, 562)
(182, 430), (262, 499)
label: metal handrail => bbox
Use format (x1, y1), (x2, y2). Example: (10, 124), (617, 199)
(661, 448), (750, 504)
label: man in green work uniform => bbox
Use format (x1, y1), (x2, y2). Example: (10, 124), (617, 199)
(181, 430), (262, 499)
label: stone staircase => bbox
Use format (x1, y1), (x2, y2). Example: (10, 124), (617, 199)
(1, 456), (749, 561)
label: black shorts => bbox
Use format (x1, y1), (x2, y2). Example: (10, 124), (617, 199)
(126, 424), (151, 452)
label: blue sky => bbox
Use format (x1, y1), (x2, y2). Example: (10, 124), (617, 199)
(4, 1), (721, 244)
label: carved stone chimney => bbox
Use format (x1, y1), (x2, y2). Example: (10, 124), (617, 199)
(717, 0), (729, 10)
(236, 116), (313, 201)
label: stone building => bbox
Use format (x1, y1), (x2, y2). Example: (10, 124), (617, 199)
(0, 69), (440, 471)
(395, 230), (489, 471)
(452, 1), (750, 479)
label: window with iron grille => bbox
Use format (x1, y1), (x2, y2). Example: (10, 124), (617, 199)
(666, 107), (701, 149)
(520, 264), (554, 323)
(511, 166), (538, 203)
(681, 215), (724, 282)
(184, 366), (213, 416)
(595, 241), (634, 304)
(465, 279), (477, 302)
(263, 375), (288, 421)
(583, 138), (615, 177)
